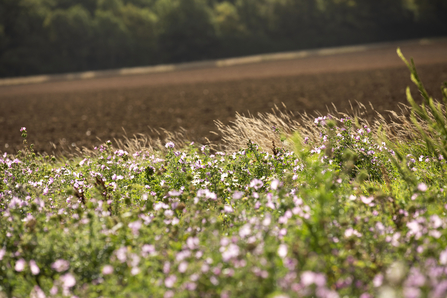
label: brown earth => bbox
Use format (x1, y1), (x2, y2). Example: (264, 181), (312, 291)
(1, 39), (447, 155)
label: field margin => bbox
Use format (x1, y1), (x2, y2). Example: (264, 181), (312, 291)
(1, 37), (445, 87)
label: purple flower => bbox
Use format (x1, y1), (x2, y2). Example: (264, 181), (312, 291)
(51, 259), (70, 272)
(20, 127), (26, 132)
(165, 142), (175, 149)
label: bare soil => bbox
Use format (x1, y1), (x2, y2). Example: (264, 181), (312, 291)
(1, 40), (447, 155)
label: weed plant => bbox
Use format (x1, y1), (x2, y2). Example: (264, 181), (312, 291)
(1, 52), (447, 298)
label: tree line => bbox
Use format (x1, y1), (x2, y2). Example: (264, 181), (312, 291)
(1, 0), (446, 78)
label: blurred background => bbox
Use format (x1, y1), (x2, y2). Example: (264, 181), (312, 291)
(1, 0), (447, 78)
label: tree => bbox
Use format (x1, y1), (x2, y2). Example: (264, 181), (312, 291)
(43, 5), (95, 72)
(118, 3), (159, 65)
(157, 0), (218, 62)
(92, 9), (131, 68)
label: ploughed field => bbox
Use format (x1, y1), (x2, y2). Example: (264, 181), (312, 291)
(1, 39), (447, 154)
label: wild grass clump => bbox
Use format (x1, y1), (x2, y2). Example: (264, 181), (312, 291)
(1, 51), (447, 298)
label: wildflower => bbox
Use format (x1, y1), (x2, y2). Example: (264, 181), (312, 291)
(278, 244), (288, 258)
(15, 259), (26, 272)
(131, 267), (140, 275)
(223, 205), (234, 213)
(270, 179), (281, 190)
(128, 220), (142, 236)
(30, 286), (46, 298)
(440, 249), (447, 265)
(165, 142), (175, 149)
(373, 273), (383, 287)
(51, 259), (70, 272)
(417, 183), (428, 192)
(232, 191), (244, 200)
(164, 275), (177, 288)
(102, 265), (114, 275)
(222, 244), (240, 261)
(60, 273), (76, 288)
(168, 190), (182, 197)
(115, 247), (127, 263)
(360, 196), (374, 205)
(301, 271), (326, 287)
(30, 260), (40, 275)
(141, 244), (156, 257)
(249, 178), (264, 190)
(20, 127), (26, 132)
(178, 261), (188, 273)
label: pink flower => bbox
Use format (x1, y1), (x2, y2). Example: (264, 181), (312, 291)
(223, 205), (234, 213)
(20, 127), (26, 132)
(232, 191), (244, 200)
(30, 260), (40, 275)
(30, 286), (46, 298)
(417, 183), (428, 192)
(102, 265), (114, 275)
(131, 267), (140, 275)
(178, 261), (188, 273)
(0, 247), (5, 261)
(128, 220), (142, 236)
(51, 259), (70, 272)
(141, 244), (156, 257)
(165, 275), (177, 288)
(360, 196), (374, 205)
(270, 179), (281, 190)
(440, 249), (447, 265)
(15, 258), (26, 272)
(373, 273), (383, 287)
(249, 179), (264, 190)
(301, 271), (326, 287)
(60, 273), (76, 288)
